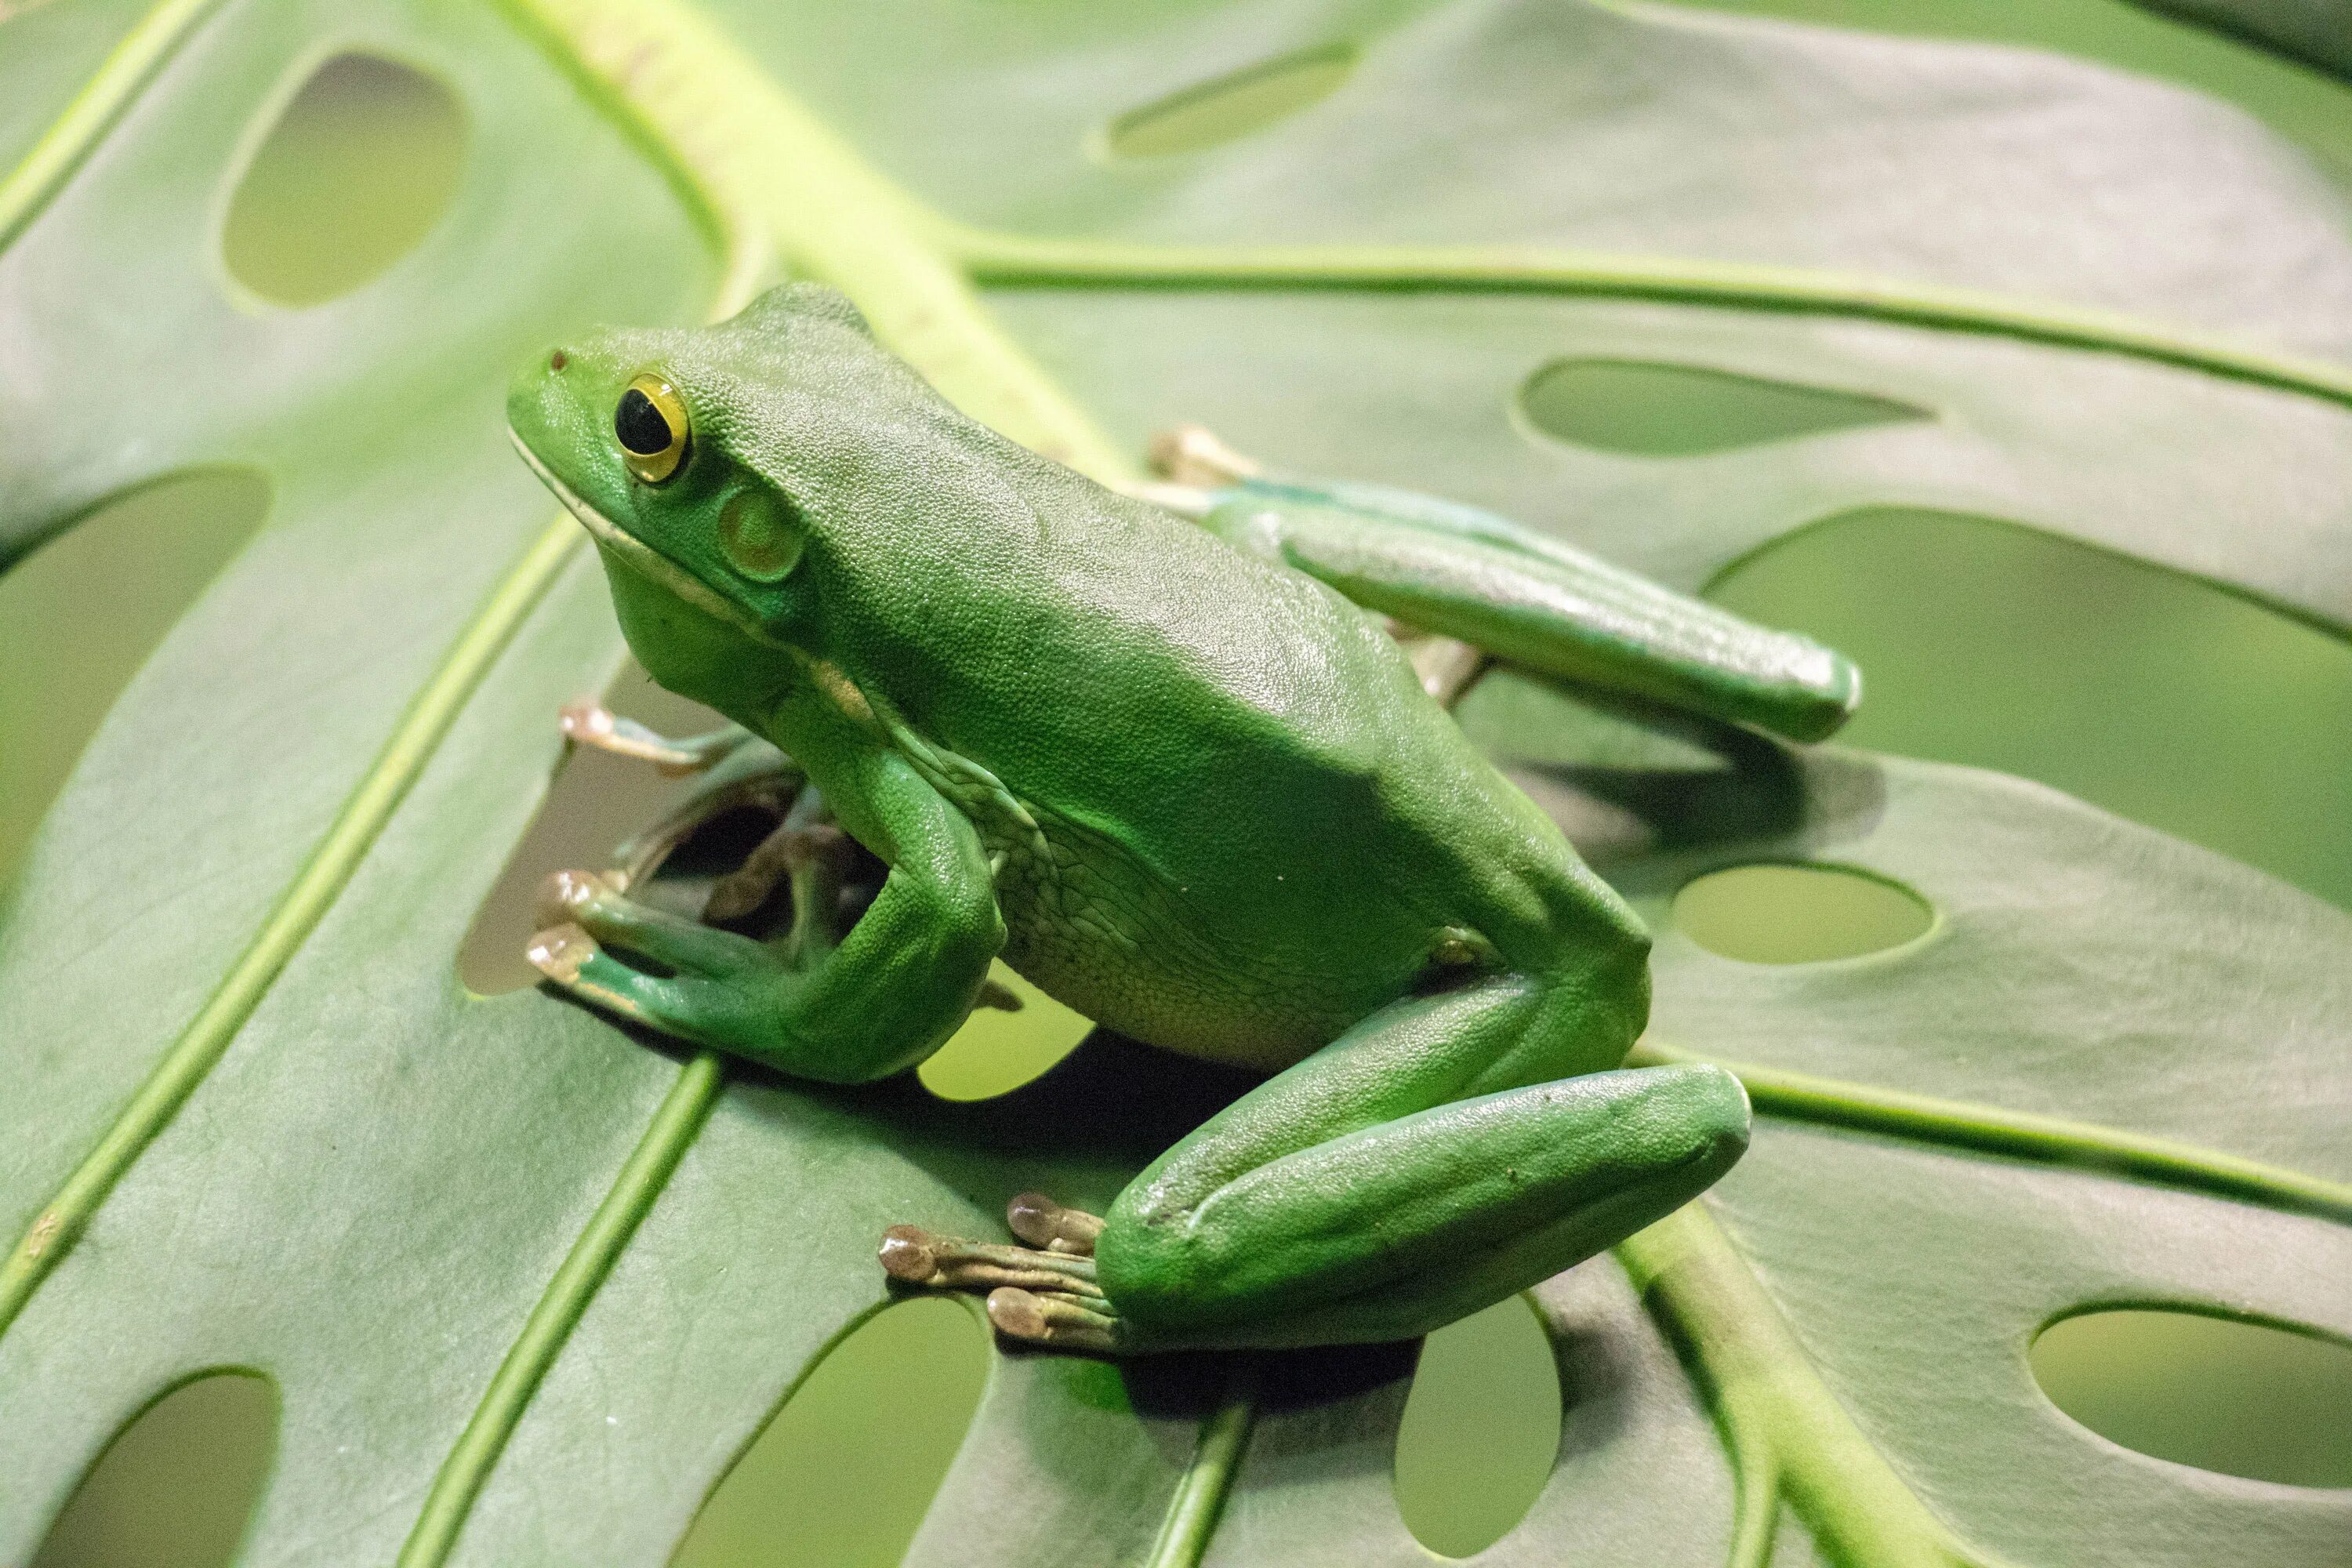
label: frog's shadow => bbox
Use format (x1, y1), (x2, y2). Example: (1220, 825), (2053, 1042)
(1487, 680), (1814, 854)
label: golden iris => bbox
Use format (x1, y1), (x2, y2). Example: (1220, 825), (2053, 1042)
(614, 373), (688, 483)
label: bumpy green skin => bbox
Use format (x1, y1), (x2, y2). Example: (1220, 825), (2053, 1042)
(506, 284), (1853, 1353)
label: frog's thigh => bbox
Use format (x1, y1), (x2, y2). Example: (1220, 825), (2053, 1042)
(1096, 982), (1748, 1350)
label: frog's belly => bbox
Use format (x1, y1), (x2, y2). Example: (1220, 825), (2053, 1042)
(985, 809), (1421, 1072)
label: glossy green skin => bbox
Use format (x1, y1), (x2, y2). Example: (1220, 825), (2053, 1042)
(507, 285), (1851, 1352)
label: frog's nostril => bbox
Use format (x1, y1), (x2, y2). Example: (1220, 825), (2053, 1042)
(549, 348), (569, 372)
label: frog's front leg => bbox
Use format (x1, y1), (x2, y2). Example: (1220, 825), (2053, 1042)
(885, 938), (1748, 1355)
(530, 746), (1004, 1083)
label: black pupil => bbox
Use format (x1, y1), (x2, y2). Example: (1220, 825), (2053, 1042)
(615, 388), (675, 456)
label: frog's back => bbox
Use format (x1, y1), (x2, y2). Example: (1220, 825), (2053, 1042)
(811, 417), (1581, 1067)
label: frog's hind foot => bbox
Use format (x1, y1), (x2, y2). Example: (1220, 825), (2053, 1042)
(1007, 1190), (1104, 1254)
(983, 1286), (1122, 1353)
(1147, 424), (1261, 488)
(879, 1194), (1123, 1354)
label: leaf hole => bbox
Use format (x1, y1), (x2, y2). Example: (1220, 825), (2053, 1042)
(221, 52), (466, 307)
(1392, 1294), (1562, 1557)
(670, 1297), (991, 1567)
(2031, 1306), (2352, 1488)
(458, 662), (735, 996)
(1097, 43), (1357, 161)
(0, 469), (271, 887)
(1707, 506), (2352, 908)
(1673, 862), (1932, 963)
(33, 1370), (278, 1568)
(916, 964), (1095, 1102)
(1517, 358), (1928, 456)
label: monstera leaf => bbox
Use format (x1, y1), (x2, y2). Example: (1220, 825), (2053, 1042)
(4, 1), (2350, 1565)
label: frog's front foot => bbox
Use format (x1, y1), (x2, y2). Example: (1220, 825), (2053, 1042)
(558, 701), (752, 775)
(525, 869), (800, 1044)
(880, 1193), (1125, 1354)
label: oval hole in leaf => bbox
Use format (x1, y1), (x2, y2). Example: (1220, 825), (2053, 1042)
(1707, 507), (2352, 908)
(918, 964), (1095, 1101)
(1392, 1294), (1561, 1558)
(459, 661), (734, 996)
(2031, 1307), (2352, 1488)
(0, 470), (270, 885)
(671, 1296), (990, 1568)
(1099, 44), (1357, 160)
(1518, 358), (1927, 456)
(222, 53), (466, 307)
(32, 1370), (277, 1568)
(1674, 862), (1932, 963)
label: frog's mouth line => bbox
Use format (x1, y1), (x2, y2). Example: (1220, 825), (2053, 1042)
(507, 427), (782, 647)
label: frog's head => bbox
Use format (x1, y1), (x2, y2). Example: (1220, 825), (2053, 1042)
(506, 283), (938, 709)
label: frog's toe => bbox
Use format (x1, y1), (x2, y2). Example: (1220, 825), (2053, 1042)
(557, 699), (617, 746)
(526, 921), (662, 1026)
(985, 1286), (1123, 1354)
(1006, 1192), (1104, 1256)
(702, 822), (851, 923)
(1147, 423), (1260, 487)
(878, 1217), (1132, 1352)
(558, 702), (691, 769)
(532, 869), (779, 984)
(702, 851), (787, 924)
(558, 701), (741, 775)
(527, 920), (599, 985)
(877, 1225), (1104, 1298)
(535, 868), (615, 930)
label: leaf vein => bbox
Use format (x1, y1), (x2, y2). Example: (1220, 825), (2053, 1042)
(0, 517), (582, 1335)
(396, 1052), (724, 1568)
(1632, 1041), (2352, 1224)
(956, 233), (2352, 416)
(0, 0), (227, 255)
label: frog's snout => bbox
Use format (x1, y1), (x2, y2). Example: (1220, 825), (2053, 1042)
(509, 344), (578, 419)
(506, 346), (584, 454)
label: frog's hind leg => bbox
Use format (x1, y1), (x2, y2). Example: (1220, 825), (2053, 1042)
(885, 967), (1749, 1355)
(1145, 428), (1859, 742)
(1104, 1044), (1747, 1352)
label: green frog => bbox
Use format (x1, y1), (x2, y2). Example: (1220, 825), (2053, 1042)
(505, 283), (1858, 1355)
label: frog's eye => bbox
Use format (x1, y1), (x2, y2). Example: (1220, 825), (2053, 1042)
(615, 373), (689, 483)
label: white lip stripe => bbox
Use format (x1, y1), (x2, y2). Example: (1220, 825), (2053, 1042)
(506, 426), (784, 645)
